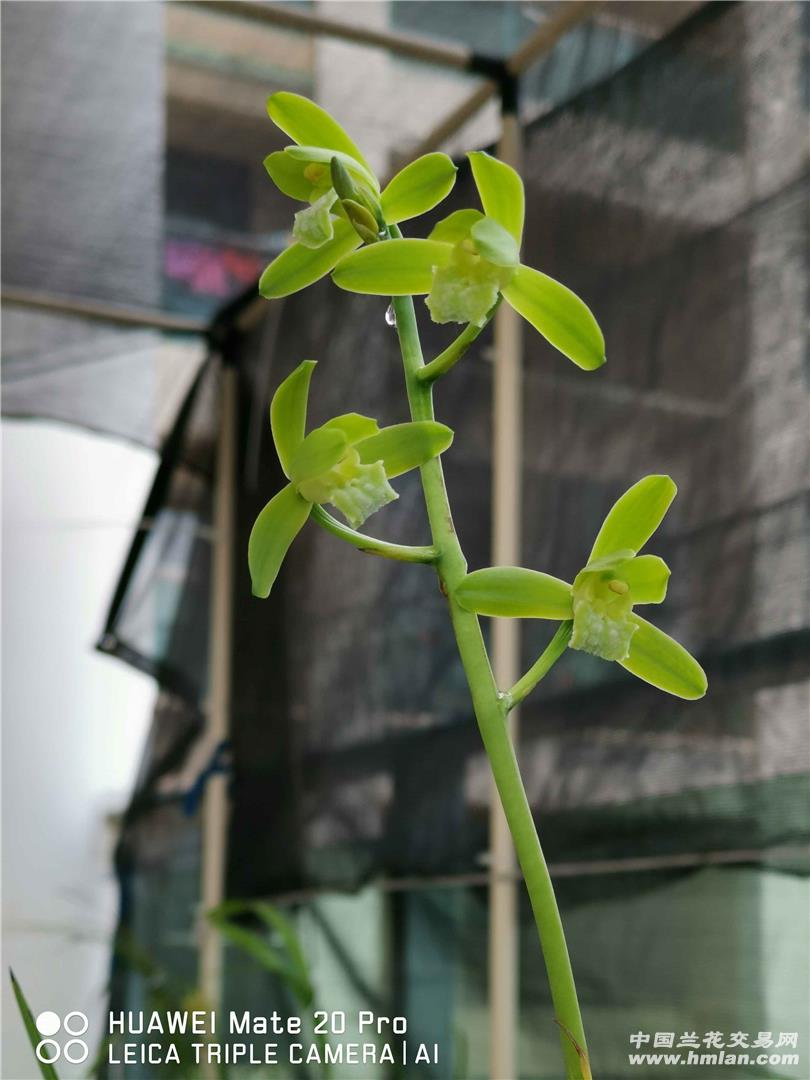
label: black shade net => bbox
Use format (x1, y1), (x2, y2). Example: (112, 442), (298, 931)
(107, 1), (809, 901)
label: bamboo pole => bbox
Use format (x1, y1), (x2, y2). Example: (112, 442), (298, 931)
(198, 361), (238, 1012)
(488, 109), (524, 1080)
(1, 284), (206, 334)
(185, 0), (473, 70)
(400, 79), (498, 166)
(507, 1), (596, 75)
(401, 2), (595, 167)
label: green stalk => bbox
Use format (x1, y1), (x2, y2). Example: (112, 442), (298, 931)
(417, 298), (501, 384)
(311, 504), (438, 563)
(507, 621), (573, 712)
(390, 271), (588, 1079)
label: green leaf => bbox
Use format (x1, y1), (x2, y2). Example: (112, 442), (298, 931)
(248, 484), (312, 598)
(251, 902), (311, 987)
(207, 904), (313, 1007)
(456, 567), (573, 619)
(588, 475), (677, 562)
(470, 217), (520, 267)
(503, 264), (606, 371)
(428, 208), (484, 244)
(271, 360), (316, 477)
(381, 153), (457, 224)
(617, 554), (671, 604)
(322, 413), (380, 444)
(356, 421), (453, 477)
(259, 219), (361, 298)
(9, 970), (60, 1080)
(288, 428), (348, 485)
(332, 239), (451, 295)
(267, 91), (373, 175)
(468, 151), (525, 242)
(622, 615), (707, 699)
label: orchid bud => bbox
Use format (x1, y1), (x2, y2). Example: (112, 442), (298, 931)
(341, 199), (381, 244)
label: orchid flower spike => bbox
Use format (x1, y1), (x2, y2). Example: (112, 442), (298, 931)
(455, 475), (707, 699)
(248, 361), (453, 598)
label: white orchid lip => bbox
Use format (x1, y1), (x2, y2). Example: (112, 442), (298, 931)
(296, 444), (398, 529)
(293, 189), (338, 249)
(570, 566), (638, 662)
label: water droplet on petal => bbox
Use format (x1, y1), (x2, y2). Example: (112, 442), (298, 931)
(385, 303), (397, 327)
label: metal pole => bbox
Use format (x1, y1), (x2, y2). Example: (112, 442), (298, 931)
(199, 359), (238, 1011)
(489, 108), (523, 1080)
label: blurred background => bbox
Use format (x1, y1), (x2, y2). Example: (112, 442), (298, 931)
(2, 2), (809, 1078)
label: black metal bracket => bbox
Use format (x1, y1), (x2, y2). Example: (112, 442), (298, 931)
(468, 53), (520, 115)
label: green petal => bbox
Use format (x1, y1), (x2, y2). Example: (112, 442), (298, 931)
(589, 475), (677, 561)
(618, 554), (671, 604)
(468, 151), (525, 242)
(355, 420), (453, 477)
(264, 151), (325, 201)
(455, 567), (573, 619)
(621, 615), (707, 699)
(381, 153), (457, 224)
(284, 145), (378, 193)
(259, 220), (361, 298)
(428, 208), (484, 244)
(270, 360), (316, 477)
(583, 549), (636, 573)
(321, 413), (380, 444)
(332, 239), (452, 295)
(470, 217), (520, 268)
(288, 427), (348, 485)
(267, 92), (373, 175)
(503, 264), (605, 371)
(248, 484), (312, 599)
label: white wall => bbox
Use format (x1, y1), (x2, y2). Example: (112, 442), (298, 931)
(2, 421), (157, 1078)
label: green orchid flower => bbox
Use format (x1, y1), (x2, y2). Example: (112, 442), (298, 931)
(455, 475), (707, 699)
(260, 93), (458, 299)
(332, 150), (605, 372)
(248, 360), (454, 598)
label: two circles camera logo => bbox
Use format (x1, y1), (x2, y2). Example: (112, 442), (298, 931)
(35, 1010), (89, 1065)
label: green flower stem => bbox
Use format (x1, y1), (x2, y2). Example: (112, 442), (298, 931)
(389, 228), (588, 1080)
(507, 621), (573, 712)
(311, 504), (438, 563)
(417, 298), (502, 384)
